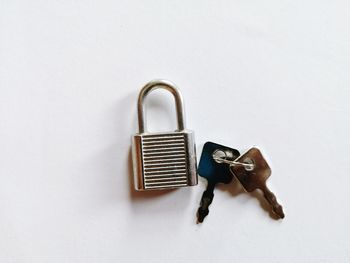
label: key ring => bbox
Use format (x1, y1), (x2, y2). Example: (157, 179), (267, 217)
(212, 150), (255, 171)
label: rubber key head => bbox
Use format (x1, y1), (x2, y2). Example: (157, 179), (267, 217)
(198, 142), (240, 184)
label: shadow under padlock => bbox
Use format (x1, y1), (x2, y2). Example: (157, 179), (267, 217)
(130, 79), (198, 191)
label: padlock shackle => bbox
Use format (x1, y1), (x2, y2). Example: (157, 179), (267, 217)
(137, 79), (185, 133)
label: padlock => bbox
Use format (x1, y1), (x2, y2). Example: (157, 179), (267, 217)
(131, 80), (198, 191)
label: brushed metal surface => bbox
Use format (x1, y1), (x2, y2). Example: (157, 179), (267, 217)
(132, 132), (197, 190)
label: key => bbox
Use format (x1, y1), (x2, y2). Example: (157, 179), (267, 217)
(197, 142), (240, 223)
(229, 147), (285, 219)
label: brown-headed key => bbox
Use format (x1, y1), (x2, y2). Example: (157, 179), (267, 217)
(229, 147), (285, 219)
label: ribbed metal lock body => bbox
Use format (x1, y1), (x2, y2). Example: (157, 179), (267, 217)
(132, 80), (197, 191)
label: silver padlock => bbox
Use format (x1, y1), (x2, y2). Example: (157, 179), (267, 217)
(132, 80), (198, 191)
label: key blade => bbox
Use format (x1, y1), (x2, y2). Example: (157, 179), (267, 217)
(261, 184), (285, 219)
(197, 187), (214, 223)
(230, 147), (271, 192)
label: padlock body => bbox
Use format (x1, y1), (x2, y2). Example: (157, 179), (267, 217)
(132, 130), (197, 190)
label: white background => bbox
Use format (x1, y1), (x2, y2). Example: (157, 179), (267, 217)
(1, 1), (350, 262)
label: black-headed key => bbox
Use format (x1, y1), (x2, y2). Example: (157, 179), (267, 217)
(229, 147), (285, 219)
(197, 142), (240, 223)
